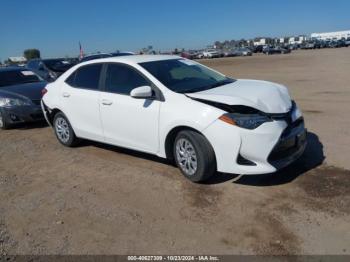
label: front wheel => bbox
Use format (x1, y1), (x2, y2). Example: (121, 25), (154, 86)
(174, 130), (216, 182)
(0, 110), (9, 130)
(53, 112), (79, 147)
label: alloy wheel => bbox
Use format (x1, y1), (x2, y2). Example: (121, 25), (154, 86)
(55, 117), (70, 143)
(175, 138), (198, 176)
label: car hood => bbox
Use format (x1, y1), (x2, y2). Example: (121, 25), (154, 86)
(186, 79), (292, 113)
(0, 81), (47, 101)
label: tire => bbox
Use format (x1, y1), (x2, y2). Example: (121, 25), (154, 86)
(53, 112), (79, 147)
(173, 130), (216, 182)
(0, 110), (9, 130)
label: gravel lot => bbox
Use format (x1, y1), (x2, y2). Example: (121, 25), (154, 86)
(1, 48), (350, 255)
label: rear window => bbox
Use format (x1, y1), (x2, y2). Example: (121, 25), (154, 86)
(66, 64), (102, 90)
(44, 59), (73, 72)
(0, 70), (42, 87)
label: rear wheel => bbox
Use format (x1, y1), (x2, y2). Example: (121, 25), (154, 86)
(53, 112), (79, 147)
(174, 130), (216, 182)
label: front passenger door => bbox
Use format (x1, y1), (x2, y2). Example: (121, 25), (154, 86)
(99, 63), (161, 154)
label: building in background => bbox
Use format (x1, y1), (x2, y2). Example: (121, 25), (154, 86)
(253, 38), (267, 46)
(288, 35), (308, 44)
(7, 56), (27, 66)
(311, 30), (350, 40)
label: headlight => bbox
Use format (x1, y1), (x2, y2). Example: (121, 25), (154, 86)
(291, 103), (302, 122)
(219, 113), (272, 129)
(0, 97), (32, 107)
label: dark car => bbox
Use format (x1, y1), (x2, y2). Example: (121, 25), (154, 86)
(328, 40), (340, 48)
(79, 53), (113, 63)
(27, 58), (74, 82)
(263, 46), (290, 55)
(0, 67), (47, 129)
(253, 45), (265, 53)
(110, 52), (135, 57)
(301, 42), (316, 49)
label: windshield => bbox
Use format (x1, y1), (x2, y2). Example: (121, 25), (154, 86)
(139, 59), (235, 93)
(0, 70), (43, 87)
(44, 59), (73, 72)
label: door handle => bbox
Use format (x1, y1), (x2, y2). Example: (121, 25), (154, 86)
(101, 99), (113, 105)
(62, 92), (70, 98)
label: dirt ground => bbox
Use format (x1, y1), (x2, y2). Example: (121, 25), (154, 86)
(1, 48), (350, 255)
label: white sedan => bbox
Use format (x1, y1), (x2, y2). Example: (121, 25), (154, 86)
(41, 55), (306, 182)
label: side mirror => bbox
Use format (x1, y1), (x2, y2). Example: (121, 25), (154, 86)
(130, 86), (153, 99)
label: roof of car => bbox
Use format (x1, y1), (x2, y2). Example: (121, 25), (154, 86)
(81, 55), (182, 65)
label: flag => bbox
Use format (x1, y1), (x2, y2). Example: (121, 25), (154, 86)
(79, 42), (84, 60)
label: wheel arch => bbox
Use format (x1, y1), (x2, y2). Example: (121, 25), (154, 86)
(163, 125), (214, 161)
(46, 107), (75, 133)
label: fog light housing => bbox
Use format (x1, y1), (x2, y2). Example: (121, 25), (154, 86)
(10, 114), (20, 121)
(237, 154), (256, 166)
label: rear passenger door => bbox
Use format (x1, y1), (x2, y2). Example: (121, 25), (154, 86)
(61, 63), (104, 141)
(99, 63), (160, 153)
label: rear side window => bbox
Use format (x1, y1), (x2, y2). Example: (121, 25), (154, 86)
(105, 63), (149, 95)
(66, 64), (102, 90)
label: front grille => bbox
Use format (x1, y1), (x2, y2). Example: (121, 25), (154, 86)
(32, 99), (41, 106)
(268, 118), (306, 162)
(281, 117), (304, 138)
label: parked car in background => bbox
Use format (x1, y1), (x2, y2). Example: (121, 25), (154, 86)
(222, 50), (235, 57)
(345, 38), (350, 47)
(27, 58), (74, 82)
(288, 44), (300, 50)
(0, 67), (47, 129)
(41, 55), (306, 182)
(337, 39), (346, 48)
(301, 42), (316, 49)
(328, 41), (341, 48)
(231, 47), (253, 57)
(180, 51), (198, 60)
(201, 49), (221, 59)
(110, 51), (135, 57)
(263, 46), (291, 55)
(253, 45), (265, 53)
(80, 53), (113, 62)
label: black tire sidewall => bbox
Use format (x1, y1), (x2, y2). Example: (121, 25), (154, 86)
(0, 110), (9, 130)
(173, 131), (216, 182)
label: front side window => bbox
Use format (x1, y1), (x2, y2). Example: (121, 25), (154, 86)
(139, 59), (235, 93)
(67, 64), (102, 90)
(105, 63), (149, 95)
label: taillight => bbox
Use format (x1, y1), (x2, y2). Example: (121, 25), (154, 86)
(41, 88), (48, 96)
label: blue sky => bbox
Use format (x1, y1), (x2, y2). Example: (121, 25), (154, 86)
(1, 0), (349, 60)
